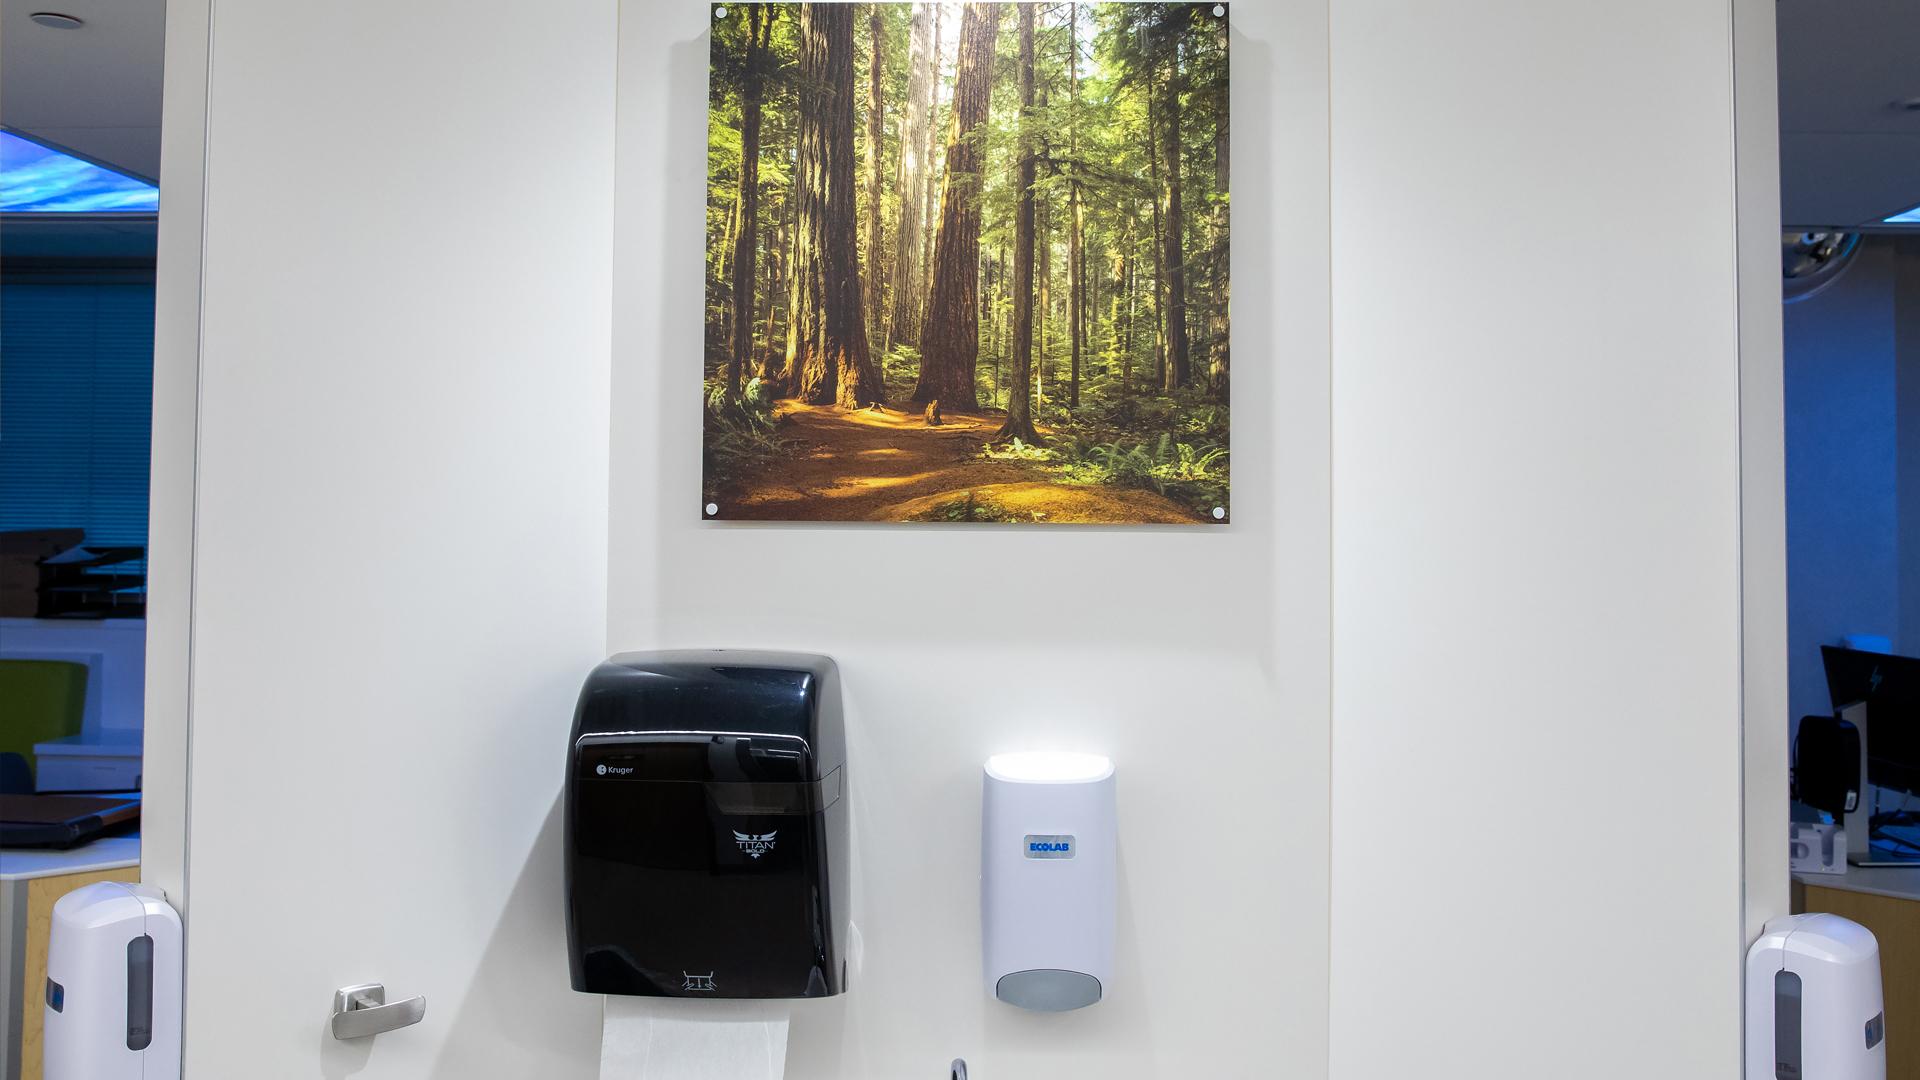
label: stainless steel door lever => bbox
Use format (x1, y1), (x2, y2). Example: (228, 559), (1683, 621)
(330, 982), (426, 1040)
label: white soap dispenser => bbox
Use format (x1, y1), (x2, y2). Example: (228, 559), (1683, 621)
(44, 880), (182, 1080)
(1746, 912), (1885, 1080)
(981, 751), (1116, 1011)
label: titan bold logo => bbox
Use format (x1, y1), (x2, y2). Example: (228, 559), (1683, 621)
(1024, 833), (1075, 859)
(733, 830), (777, 859)
(682, 971), (717, 992)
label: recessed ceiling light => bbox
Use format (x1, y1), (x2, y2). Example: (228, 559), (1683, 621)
(28, 12), (84, 28)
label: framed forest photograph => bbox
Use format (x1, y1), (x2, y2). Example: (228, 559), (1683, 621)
(703, 2), (1229, 524)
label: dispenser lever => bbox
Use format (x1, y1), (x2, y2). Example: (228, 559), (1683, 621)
(329, 982), (426, 1040)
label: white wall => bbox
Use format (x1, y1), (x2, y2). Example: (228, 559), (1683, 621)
(141, 0), (211, 897)
(1735, 0), (1790, 950)
(1327, 0), (1764, 1078)
(607, 2), (1330, 1077)
(139, 0), (1783, 1075)
(147, 0), (616, 1075)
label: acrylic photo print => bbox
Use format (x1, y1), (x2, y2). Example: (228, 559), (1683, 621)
(704, 2), (1229, 524)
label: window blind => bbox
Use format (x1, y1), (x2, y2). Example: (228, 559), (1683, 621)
(0, 280), (155, 547)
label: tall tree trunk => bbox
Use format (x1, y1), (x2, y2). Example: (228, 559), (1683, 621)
(1067, 2), (1083, 411)
(758, 192), (783, 382)
(1093, 242), (1102, 369)
(727, 5), (769, 401)
(1037, 174), (1049, 405)
(781, 126), (817, 394)
(715, 186), (738, 306)
(711, 185), (739, 361)
(921, 4), (943, 283)
(864, 4), (886, 341)
(914, 2), (1001, 407)
(991, 247), (1005, 393)
(1115, 205), (1134, 395)
(1036, 84), (1050, 406)
(985, 249), (998, 399)
(1084, 229), (1097, 382)
(885, 3), (935, 351)
(996, 243), (1007, 403)
(787, 3), (885, 408)
(1160, 45), (1190, 392)
(1208, 13), (1230, 398)
(1145, 86), (1167, 391)
(773, 170), (801, 387)
(998, 2), (1039, 442)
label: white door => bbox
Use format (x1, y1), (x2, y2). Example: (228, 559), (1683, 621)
(146, 0), (617, 1074)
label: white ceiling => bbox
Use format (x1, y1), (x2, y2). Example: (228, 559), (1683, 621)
(1, 0), (165, 181)
(1777, 0), (1920, 229)
(0, 0), (1913, 228)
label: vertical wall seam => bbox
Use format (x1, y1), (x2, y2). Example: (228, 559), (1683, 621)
(173, 0), (217, 1068)
(602, 0), (623, 655)
(1322, 0), (1338, 1073)
(1727, 0), (1758, 1073)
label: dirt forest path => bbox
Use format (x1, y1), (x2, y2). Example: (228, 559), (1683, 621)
(720, 401), (1204, 524)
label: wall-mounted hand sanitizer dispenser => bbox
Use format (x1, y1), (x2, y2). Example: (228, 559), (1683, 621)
(1746, 913), (1885, 1080)
(982, 751), (1116, 1011)
(43, 881), (182, 1080)
(564, 650), (847, 999)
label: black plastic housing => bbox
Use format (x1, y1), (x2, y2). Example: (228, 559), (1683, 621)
(1794, 714), (1861, 818)
(564, 650), (847, 999)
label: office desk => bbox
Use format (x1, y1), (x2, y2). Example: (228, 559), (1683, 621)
(1795, 866), (1920, 1080)
(0, 834), (139, 1080)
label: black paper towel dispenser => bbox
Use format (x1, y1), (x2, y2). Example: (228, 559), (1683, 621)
(564, 650), (848, 998)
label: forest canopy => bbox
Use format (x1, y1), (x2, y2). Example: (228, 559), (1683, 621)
(704, 2), (1229, 525)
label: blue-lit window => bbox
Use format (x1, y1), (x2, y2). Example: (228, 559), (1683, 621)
(0, 282), (154, 547)
(1886, 202), (1920, 226)
(0, 129), (157, 213)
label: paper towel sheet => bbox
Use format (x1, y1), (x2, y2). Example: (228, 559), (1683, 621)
(602, 996), (791, 1080)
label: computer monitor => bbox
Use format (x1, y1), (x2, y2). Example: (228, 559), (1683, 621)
(1821, 645), (1920, 799)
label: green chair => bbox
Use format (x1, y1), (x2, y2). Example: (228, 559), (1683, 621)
(0, 659), (89, 791)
